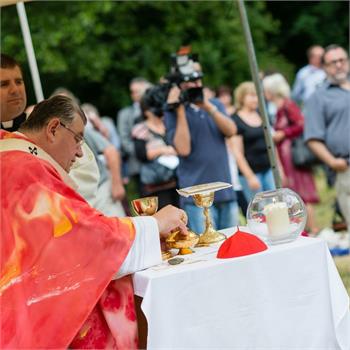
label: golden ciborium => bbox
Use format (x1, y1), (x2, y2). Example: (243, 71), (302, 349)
(177, 182), (232, 246)
(166, 228), (199, 255)
(131, 196), (172, 260)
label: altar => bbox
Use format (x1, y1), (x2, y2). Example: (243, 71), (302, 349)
(133, 228), (350, 349)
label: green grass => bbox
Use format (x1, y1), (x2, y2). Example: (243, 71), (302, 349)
(313, 167), (337, 229)
(313, 168), (349, 295)
(335, 256), (350, 295)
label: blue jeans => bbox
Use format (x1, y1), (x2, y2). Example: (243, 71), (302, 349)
(184, 201), (239, 234)
(239, 168), (275, 202)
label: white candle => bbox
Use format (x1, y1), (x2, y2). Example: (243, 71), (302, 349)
(264, 201), (290, 236)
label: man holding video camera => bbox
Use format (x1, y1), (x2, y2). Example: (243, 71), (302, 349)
(164, 52), (238, 233)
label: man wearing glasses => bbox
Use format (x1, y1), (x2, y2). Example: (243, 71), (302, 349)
(304, 44), (350, 233)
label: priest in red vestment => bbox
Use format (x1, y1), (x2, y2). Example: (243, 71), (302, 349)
(0, 95), (188, 349)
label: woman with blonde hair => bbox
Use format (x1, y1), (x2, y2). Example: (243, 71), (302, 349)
(229, 81), (275, 202)
(263, 73), (319, 235)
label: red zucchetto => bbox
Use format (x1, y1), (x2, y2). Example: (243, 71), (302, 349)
(217, 227), (268, 259)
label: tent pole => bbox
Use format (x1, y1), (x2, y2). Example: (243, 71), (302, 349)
(237, 0), (281, 188)
(16, 2), (44, 102)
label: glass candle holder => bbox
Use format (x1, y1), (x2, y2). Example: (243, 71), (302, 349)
(246, 188), (307, 245)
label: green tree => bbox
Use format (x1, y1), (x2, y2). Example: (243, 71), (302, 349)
(265, 1), (349, 70)
(0, 1), (300, 116)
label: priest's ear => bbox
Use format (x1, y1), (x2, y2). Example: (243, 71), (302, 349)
(46, 117), (61, 143)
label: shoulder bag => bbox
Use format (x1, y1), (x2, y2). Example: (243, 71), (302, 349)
(291, 135), (320, 168)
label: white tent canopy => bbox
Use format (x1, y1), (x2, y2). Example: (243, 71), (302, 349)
(0, 0), (30, 7)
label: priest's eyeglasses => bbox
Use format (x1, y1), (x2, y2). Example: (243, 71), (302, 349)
(60, 121), (84, 146)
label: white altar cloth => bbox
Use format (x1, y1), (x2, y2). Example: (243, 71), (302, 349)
(133, 228), (350, 349)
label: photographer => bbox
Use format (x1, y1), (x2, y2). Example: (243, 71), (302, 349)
(164, 57), (239, 233)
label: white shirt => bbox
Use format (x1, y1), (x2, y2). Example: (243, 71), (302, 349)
(292, 64), (326, 105)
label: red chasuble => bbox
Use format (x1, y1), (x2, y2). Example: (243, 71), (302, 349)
(0, 131), (137, 349)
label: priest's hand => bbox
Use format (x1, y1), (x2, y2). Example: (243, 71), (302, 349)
(153, 205), (188, 239)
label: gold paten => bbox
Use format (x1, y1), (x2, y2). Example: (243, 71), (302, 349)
(131, 196), (172, 260)
(166, 229), (199, 255)
(177, 182), (232, 246)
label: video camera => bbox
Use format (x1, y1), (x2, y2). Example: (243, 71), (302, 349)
(165, 48), (204, 105)
(141, 48), (205, 117)
(166, 50), (203, 85)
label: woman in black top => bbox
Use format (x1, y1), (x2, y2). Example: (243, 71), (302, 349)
(230, 82), (276, 202)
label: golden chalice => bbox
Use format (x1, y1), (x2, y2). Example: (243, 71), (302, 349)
(131, 196), (172, 260)
(131, 196), (158, 216)
(177, 182), (232, 246)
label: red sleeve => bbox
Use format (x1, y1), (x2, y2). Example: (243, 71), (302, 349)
(282, 99), (304, 139)
(1, 151), (135, 349)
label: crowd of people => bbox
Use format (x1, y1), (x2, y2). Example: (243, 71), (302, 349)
(39, 44), (344, 237)
(1, 44), (349, 348)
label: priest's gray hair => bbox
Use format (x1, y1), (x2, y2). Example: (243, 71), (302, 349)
(20, 95), (87, 132)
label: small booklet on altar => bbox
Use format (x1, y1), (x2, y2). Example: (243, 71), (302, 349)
(177, 182), (232, 197)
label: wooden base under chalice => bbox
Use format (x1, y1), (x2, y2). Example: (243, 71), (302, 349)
(177, 182), (233, 246)
(131, 196), (172, 260)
